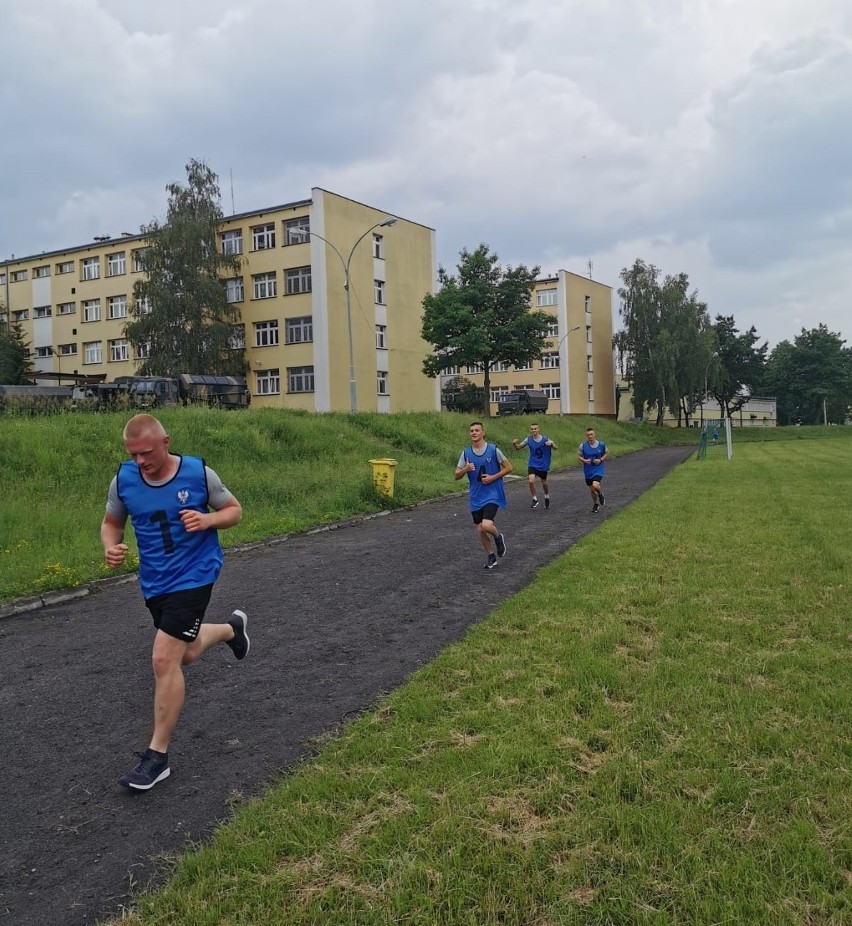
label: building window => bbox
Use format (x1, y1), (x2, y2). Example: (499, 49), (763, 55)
(135, 295), (152, 315)
(374, 279), (386, 304)
(0, 273), (4, 286)
(108, 295), (128, 319)
(34, 306), (52, 318)
(515, 361), (533, 371)
(33, 265), (50, 279)
(56, 261), (74, 275)
(491, 385), (510, 402)
(84, 341), (103, 364)
(35, 346), (53, 359)
(12, 309), (29, 321)
(221, 229), (243, 256)
(586, 325), (592, 343)
(285, 266), (311, 295)
(58, 343), (77, 356)
(132, 249), (149, 272)
(466, 363), (484, 375)
(588, 384), (595, 402)
(83, 299), (101, 322)
(81, 257), (100, 280)
(109, 338), (130, 362)
(442, 364), (460, 375)
(375, 324), (387, 349)
(11, 270), (27, 282)
(542, 383), (560, 400)
(255, 320), (279, 347)
(107, 252), (126, 276)
(253, 272), (277, 299)
(225, 277), (244, 303)
(256, 369), (280, 395)
(540, 352), (559, 370)
(492, 360), (509, 373)
(288, 365), (314, 393)
(252, 223), (276, 250)
(229, 325), (245, 350)
(377, 371), (388, 395)
(58, 302), (76, 315)
(584, 295), (591, 314)
(373, 234), (385, 259)
(587, 356), (594, 373)
(285, 316), (313, 344)
(135, 339), (151, 360)
(284, 216), (310, 245)
(546, 321), (559, 337)
(537, 288), (557, 307)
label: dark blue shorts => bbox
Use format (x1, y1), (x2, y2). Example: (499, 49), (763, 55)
(585, 475), (604, 486)
(527, 467), (548, 479)
(145, 584), (213, 643)
(471, 503), (500, 524)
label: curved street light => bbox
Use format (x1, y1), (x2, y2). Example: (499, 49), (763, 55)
(304, 217), (397, 413)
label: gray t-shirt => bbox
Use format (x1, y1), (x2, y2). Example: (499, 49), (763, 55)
(105, 455), (233, 519)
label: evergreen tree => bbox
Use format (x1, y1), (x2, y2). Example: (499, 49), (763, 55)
(126, 159), (245, 376)
(421, 245), (549, 417)
(0, 321), (35, 384)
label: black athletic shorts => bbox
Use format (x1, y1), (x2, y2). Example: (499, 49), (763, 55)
(471, 503), (500, 524)
(585, 476), (604, 487)
(145, 584), (213, 643)
(527, 467), (548, 479)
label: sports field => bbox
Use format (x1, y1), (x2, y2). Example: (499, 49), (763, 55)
(103, 430), (850, 925)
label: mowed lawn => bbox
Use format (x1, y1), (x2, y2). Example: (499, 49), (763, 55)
(109, 436), (851, 926)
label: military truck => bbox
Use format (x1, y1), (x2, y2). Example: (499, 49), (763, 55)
(128, 374), (250, 409)
(496, 389), (550, 416)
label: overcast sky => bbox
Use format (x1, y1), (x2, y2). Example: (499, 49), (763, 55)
(2, 0), (850, 349)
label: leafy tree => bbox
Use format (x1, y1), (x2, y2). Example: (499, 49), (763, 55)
(441, 375), (486, 413)
(126, 159), (245, 376)
(616, 260), (715, 426)
(711, 315), (767, 418)
(0, 321), (35, 384)
(421, 245), (549, 416)
(764, 325), (852, 425)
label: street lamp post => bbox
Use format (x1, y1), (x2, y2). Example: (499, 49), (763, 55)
(304, 217), (397, 413)
(700, 351), (719, 427)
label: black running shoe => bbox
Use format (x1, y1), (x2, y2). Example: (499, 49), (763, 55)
(530, 498), (539, 509)
(495, 533), (507, 558)
(597, 491), (605, 506)
(592, 504), (600, 514)
(227, 610), (250, 660)
(544, 497), (550, 509)
(484, 553), (498, 569)
(119, 749), (170, 791)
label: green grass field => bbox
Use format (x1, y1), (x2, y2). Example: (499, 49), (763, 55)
(82, 425), (850, 925)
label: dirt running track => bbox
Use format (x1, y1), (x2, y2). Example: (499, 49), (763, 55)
(0, 444), (694, 926)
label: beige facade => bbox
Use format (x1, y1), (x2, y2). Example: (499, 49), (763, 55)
(0, 189), (439, 413)
(616, 381), (777, 427)
(440, 270), (616, 417)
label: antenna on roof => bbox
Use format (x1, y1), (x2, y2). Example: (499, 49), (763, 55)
(587, 259), (593, 279)
(230, 168), (236, 215)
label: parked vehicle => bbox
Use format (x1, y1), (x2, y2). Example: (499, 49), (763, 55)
(496, 389), (550, 416)
(128, 374), (250, 409)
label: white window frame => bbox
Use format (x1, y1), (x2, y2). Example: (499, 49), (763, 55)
(107, 252), (126, 276)
(375, 324), (387, 349)
(136, 295), (152, 315)
(34, 306), (52, 318)
(546, 321), (559, 337)
(377, 370), (388, 395)
(58, 302), (76, 316)
(285, 316), (313, 344)
(542, 382), (561, 400)
(285, 266), (311, 295)
(373, 234), (385, 259)
(540, 352), (560, 370)
(288, 365), (314, 393)
(225, 277), (244, 303)
(229, 325), (245, 350)
(84, 341), (103, 364)
(537, 289), (557, 307)
(81, 257), (100, 280)
(35, 346), (53, 359)
(374, 279), (386, 304)
(33, 265), (50, 279)
(83, 299), (101, 323)
(253, 272), (277, 299)
(56, 261), (74, 275)
(12, 309), (29, 321)
(135, 339), (151, 360)
(109, 338), (130, 362)
(222, 230), (243, 256)
(252, 223), (276, 250)
(284, 217), (310, 246)
(256, 369), (280, 395)
(58, 343), (77, 356)
(132, 249), (149, 272)
(11, 270), (27, 282)
(255, 320), (279, 347)
(108, 295), (128, 319)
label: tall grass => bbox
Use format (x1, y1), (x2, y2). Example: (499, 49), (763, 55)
(103, 433), (852, 925)
(2, 408), (696, 602)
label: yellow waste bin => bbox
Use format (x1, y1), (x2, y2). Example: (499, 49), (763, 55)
(368, 458), (398, 498)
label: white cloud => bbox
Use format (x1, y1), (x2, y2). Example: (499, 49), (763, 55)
(1, 0), (850, 349)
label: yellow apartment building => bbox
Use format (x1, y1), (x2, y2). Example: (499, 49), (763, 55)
(439, 270), (616, 417)
(0, 189), (440, 413)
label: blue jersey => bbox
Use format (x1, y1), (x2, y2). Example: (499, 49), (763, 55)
(524, 435), (553, 471)
(459, 443), (507, 511)
(116, 455), (224, 599)
(580, 440), (607, 479)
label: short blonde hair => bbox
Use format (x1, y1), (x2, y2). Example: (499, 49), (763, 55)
(123, 414), (167, 442)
